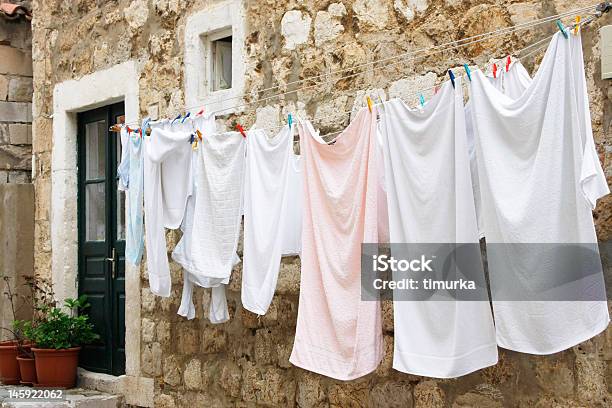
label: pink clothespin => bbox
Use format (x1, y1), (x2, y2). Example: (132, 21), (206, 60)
(506, 56), (511, 72)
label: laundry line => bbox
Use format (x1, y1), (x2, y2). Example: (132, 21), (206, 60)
(116, 19), (568, 138)
(114, 7), (595, 133)
(113, 4), (599, 132)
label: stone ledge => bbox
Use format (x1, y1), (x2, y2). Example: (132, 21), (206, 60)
(0, 385), (122, 407)
(77, 369), (154, 408)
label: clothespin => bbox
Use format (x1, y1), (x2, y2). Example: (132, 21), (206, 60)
(492, 63), (497, 79)
(235, 124), (247, 138)
(506, 56), (511, 72)
(126, 126), (133, 134)
(366, 96), (373, 113)
(574, 16), (581, 35)
(556, 20), (568, 39)
(434, 85), (440, 95)
(142, 117), (151, 137)
(288, 113), (293, 129)
(448, 70), (455, 89)
(463, 64), (472, 81)
(196, 107), (205, 116)
(419, 94), (425, 108)
(109, 123), (122, 132)
(196, 129), (203, 141)
(181, 112), (191, 123)
(171, 114), (181, 125)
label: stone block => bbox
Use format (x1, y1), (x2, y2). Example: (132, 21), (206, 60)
(157, 320), (171, 346)
(8, 124), (31, 145)
(154, 393), (176, 408)
(328, 380), (372, 407)
(0, 123), (7, 144)
(220, 362), (242, 398)
(414, 381), (445, 408)
(0, 75), (8, 101)
(296, 372), (326, 408)
(314, 3), (346, 47)
(183, 358), (202, 390)
(371, 381), (413, 407)
(141, 287), (157, 313)
(163, 355), (182, 387)
(8, 77), (33, 102)
(141, 317), (156, 343)
(201, 326), (227, 354)
(452, 392), (503, 408)
(178, 326), (199, 354)
(0, 45), (33, 76)
(353, 0), (390, 31)
(7, 171), (29, 183)
(0, 101), (31, 122)
(281, 10), (312, 50)
(0, 144), (31, 170)
(141, 342), (162, 377)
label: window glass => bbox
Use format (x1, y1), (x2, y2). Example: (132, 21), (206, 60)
(86, 182), (105, 241)
(85, 120), (106, 180)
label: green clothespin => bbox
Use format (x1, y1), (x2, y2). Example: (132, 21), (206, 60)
(556, 20), (568, 39)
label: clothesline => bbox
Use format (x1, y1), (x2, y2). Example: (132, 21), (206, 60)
(113, 3), (600, 130)
(127, 28), (557, 141)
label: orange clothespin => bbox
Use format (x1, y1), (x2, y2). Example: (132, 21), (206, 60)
(196, 129), (203, 141)
(506, 56), (511, 72)
(235, 124), (247, 138)
(492, 63), (497, 79)
(574, 16), (581, 35)
(366, 96), (373, 113)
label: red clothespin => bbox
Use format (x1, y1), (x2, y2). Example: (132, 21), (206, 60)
(492, 63), (497, 79)
(196, 107), (205, 116)
(506, 56), (511, 72)
(126, 126), (133, 134)
(235, 124), (246, 138)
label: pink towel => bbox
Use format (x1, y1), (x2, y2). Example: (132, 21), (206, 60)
(290, 108), (383, 380)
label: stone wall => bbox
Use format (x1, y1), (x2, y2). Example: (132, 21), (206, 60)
(30, 0), (611, 406)
(0, 14), (32, 184)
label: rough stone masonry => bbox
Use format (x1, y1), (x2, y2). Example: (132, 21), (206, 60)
(31, 0), (611, 406)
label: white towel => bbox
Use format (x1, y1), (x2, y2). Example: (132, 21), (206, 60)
(470, 32), (610, 354)
(242, 125), (302, 315)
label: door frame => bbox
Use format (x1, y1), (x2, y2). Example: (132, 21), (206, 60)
(51, 61), (153, 406)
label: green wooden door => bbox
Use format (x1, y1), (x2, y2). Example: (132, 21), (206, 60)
(77, 103), (126, 376)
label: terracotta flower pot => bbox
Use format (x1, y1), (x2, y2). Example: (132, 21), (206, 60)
(0, 340), (21, 385)
(16, 356), (36, 385)
(32, 347), (81, 388)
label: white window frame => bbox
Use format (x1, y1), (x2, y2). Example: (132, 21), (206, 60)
(185, 0), (246, 114)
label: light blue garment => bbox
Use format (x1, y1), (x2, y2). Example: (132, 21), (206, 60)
(118, 121), (146, 265)
(117, 127), (130, 190)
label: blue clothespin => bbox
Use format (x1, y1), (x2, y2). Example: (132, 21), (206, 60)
(181, 112), (191, 123)
(448, 70), (456, 88)
(556, 20), (568, 39)
(463, 64), (472, 81)
(288, 113), (293, 129)
(419, 94), (425, 108)
(171, 114), (181, 125)
(189, 133), (195, 144)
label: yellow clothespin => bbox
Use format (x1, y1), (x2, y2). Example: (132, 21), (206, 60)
(366, 95), (373, 113)
(574, 16), (581, 35)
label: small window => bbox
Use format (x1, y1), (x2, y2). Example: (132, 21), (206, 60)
(212, 36), (233, 91)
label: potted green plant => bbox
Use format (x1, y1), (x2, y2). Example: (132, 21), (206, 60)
(12, 319), (35, 385)
(30, 296), (99, 388)
(0, 275), (34, 385)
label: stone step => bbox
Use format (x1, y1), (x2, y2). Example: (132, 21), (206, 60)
(0, 385), (123, 407)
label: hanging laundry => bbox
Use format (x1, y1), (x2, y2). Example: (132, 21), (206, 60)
(242, 125), (302, 315)
(379, 78), (498, 378)
(466, 60), (532, 238)
(469, 32), (610, 354)
(290, 108), (383, 381)
(172, 114), (231, 324)
(143, 119), (194, 297)
(186, 125), (246, 319)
